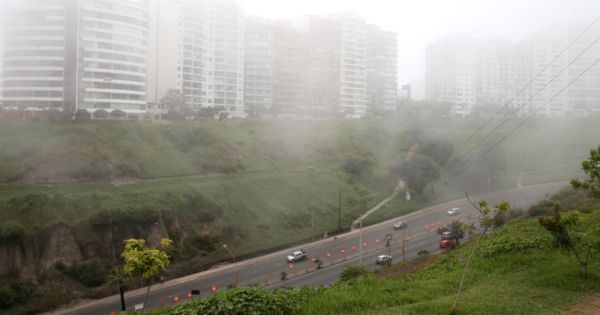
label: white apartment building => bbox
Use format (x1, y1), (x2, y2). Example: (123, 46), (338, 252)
(366, 24), (398, 113)
(244, 17), (272, 114)
(147, 0), (245, 117)
(2, 0), (68, 110)
(338, 13), (368, 118)
(426, 19), (600, 117)
(426, 38), (478, 116)
(2, 0), (149, 114)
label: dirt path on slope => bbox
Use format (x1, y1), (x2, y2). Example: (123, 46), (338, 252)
(351, 143), (419, 229)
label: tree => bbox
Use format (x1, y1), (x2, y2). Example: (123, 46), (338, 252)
(469, 198), (510, 234)
(394, 155), (440, 194)
(571, 146), (600, 200)
(108, 265), (128, 311)
(418, 137), (454, 166)
(160, 89), (190, 115)
(74, 109), (91, 120)
(538, 205), (599, 277)
(121, 238), (173, 311)
(93, 109), (109, 119)
(448, 220), (466, 245)
(110, 109), (126, 119)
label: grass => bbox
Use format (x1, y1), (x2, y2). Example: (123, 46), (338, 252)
(302, 209), (600, 315)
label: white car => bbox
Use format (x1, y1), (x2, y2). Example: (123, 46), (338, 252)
(287, 250), (307, 262)
(393, 221), (407, 230)
(376, 254), (392, 265)
(447, 208), (460, 216)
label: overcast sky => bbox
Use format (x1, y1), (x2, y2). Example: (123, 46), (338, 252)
(243, 0), (600, 85)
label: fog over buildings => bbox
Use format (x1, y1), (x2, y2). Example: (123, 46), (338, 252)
(0, 0), (599, 118)
(426, 21), (600, 116)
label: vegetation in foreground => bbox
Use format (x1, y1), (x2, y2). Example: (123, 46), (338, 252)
(141, 199), (599, 315)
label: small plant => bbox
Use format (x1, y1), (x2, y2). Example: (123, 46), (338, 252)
(417, 249), (430, 256)
(339, 266), (370, 282)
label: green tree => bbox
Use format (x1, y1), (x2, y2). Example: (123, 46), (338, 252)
(394, 155), (440, 194)
(110, 109), (126, 119)
(448, 220), (466, 245)
(419, 137), (454, 166)
(121, 238), (173, 311)
(93, 109), (109, 119)
(161, 89), (191, 116)
(108, 265), (129, 311)
(74, 109), (91, 120)
(538, 205), (600, 277)
(571, 145), (600, 200)
(472, 199), (510, 234)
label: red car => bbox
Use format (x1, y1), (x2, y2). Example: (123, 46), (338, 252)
(440, 239), (454, 249)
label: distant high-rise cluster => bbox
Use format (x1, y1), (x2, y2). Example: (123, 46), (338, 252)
(1, 0), (398, 119)
(426, 21), (600, 117)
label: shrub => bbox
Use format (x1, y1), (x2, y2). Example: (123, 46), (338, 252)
(93, 109), (109, 119)
(339, 266), (370, 282)
(527, 200), (556, 217)
(66, 261), (107, 287)
(149, 287), (322, 315)
(0, 221), (26, 243)
(0, 277), (36, 307)
(110, 109), (126, 119)
(74, 109), (91, 120)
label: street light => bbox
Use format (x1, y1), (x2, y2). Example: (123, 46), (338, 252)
(223, 244), (239, 287)
(359, 219), (363, 266)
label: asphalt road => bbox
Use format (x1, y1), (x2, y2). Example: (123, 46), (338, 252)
(54, 181), (565, 315)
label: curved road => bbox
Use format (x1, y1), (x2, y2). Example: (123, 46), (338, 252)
(52, 181), (566, 315)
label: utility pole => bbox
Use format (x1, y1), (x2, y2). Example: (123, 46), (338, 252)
(338, 189), (342, 230)
(402, 227), (406, 263)
(311, 207), (314, 242)
(359, 220), (363, 266)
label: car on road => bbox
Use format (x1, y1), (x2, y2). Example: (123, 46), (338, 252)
(287, 250), (307, 262)
(441, 231), (453, 240)
(447, 207), (460, 216)
(376, 254), (392, 265)
(393, 221), (407, 230)
(437, 226), (449, 234)
(440, 239), (454, 249)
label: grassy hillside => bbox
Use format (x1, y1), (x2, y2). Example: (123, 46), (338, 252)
(147, 197), (600, 315)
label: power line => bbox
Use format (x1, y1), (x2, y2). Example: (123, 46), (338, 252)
(449, 52), (600, 181)
(447, 25), (600, 173)
(454, 15), (600, 154)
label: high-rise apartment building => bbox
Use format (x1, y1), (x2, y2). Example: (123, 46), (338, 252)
(366, 24), (398, 113)
(426, 19), (600, 117)
(2, 0), (149, 114)
(244, 17), (273, 114)
(147, 0), (245, 116)
(338, 13), (368, 117)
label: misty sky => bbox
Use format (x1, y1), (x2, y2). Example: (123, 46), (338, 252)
(244, 0), (600, 84)
(1, 1), (599, 84)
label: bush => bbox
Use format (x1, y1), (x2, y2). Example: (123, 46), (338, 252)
(148, 286), (322, 315)
(527, 200), (556, 217)
(65, 261), (107, 287)
(0, 221), (26, 243)
(93, 109), (109, 119)
(342, 157), (375, 177)
(74, 109), (91, 121)
(0, 277), (36, 307)
(110, 109), (126, 119)
(339, 266), (370, 282)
